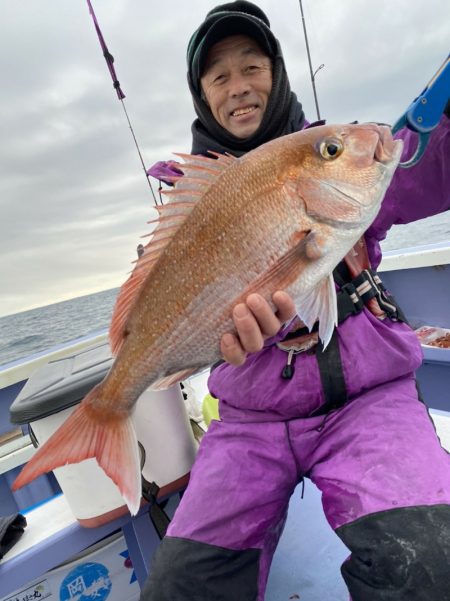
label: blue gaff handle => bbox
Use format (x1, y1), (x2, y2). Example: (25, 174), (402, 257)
(392, 53), (450, 168)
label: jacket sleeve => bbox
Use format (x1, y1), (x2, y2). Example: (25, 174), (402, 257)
(366, 114), (450, 243)
(147, 160), (183, 185)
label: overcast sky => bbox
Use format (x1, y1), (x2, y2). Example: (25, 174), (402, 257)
(1, 0), (449, 317)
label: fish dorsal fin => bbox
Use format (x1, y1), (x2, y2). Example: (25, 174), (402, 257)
(109, 152), (236, 356)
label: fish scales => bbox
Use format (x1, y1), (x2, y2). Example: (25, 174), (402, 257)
(111, 143), (309, 393)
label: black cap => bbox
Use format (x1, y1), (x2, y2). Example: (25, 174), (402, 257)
(187, 1), (278, 94)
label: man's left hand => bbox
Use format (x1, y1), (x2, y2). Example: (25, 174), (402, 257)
(220, 291), (296, 366)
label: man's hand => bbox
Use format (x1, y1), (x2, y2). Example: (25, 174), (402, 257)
(220, 291), (296, 365)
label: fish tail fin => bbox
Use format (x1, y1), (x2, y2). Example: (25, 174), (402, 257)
(12, 392), (142, 515)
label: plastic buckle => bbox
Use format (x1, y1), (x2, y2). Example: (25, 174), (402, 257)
(142, 480), (171, 540)
(341, 282), (364, 313)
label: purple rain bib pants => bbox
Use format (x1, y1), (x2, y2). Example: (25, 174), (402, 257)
(140, 117), (450, 600)
(141, 317), (450, 601)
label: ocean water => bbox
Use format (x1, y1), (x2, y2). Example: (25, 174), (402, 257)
(0, 288), (119, 368)
(1, 214), (449, 369)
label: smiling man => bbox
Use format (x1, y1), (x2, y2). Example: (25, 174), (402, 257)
(142, 2), (450, 601)
(200, 35), (273, 139)
(185, 1), (306, 157)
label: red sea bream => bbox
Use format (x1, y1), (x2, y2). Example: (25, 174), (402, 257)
(13, 123), (402, 513)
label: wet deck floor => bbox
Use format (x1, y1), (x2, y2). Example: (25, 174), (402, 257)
(267, 482), (348, 601)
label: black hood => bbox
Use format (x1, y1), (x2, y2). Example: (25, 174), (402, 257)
(186, 1), (305, 156)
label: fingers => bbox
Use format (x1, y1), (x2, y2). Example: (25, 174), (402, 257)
(220, 332), (247, 366)
(220, 292), (297, 366)
(220, 302), (264, 366)
(272, 291), (297, 325)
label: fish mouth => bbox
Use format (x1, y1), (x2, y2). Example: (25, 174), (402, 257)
(373, 125), (402, 165)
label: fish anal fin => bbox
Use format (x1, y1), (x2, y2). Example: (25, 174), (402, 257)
(12, 393), (142, 515)
(150, 368), (198, 391)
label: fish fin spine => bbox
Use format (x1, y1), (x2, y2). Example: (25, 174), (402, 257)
(110, 151), (237, 356)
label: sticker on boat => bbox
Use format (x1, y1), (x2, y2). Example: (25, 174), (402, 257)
(59, 562), (112, 601)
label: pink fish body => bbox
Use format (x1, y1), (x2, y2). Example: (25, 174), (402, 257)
(13, 124), (402, 513)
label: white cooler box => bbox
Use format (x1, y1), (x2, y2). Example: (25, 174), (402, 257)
(9, 342), (198, 527)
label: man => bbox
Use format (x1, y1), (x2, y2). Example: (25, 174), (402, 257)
(142, 2), (450, 600)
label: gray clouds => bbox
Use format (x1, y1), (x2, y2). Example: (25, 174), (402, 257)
(1, 0), (449, 316)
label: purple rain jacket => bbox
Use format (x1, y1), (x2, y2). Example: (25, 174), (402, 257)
(149, 116), (450, 422)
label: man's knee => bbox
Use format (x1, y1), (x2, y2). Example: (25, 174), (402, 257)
(140, 536), (260, 601)
(337, 505), (450, 601)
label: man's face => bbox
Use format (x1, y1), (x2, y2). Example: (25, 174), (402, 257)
(200, 35), (273, 139)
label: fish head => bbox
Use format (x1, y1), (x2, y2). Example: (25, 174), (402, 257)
(289, 123), (403, 228)
(267, 123), (402, 346)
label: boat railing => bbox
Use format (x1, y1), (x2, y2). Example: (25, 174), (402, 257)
(379, 239), (450, 272)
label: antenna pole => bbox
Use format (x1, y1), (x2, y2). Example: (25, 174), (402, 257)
(299, 0), (321, 120)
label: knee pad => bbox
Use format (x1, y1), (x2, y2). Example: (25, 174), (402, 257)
(140, 536), (260, 601)
(336, 505), (450, 601)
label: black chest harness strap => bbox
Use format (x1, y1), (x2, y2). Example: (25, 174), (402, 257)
(311, 330), (348, 417)
(280, 261), (408, 417)
(334, 265), (407, 325)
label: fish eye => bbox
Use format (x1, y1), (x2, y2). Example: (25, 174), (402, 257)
(319, 139), (344, 160)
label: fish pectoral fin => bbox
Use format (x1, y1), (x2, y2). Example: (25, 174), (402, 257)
(304, 230), (332, 260)
(150, 368), (199, 391)
(295, 273), (337, 349)
(12, 393), (142, 515)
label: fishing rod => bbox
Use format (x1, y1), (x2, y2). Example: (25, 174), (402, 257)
(298, 0), (324, 121)
(85, 0), (159, 205)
